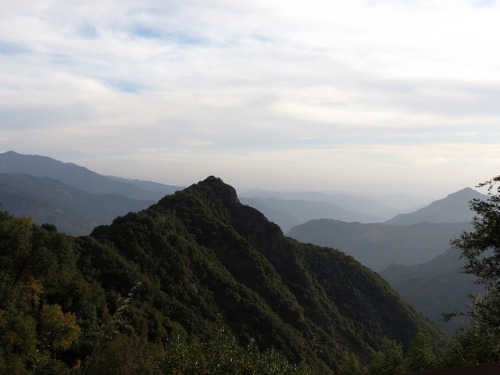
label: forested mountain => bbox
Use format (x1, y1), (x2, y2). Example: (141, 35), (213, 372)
(381, 248), (483, 333)
(0, 173), (154, 235)
(287, 219), (471, 271)
(0, 151), (181, 200)
(385, 188), (485, 226)
(0, 176), (447, 374)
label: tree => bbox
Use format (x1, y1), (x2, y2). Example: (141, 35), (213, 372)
(38, 304), (80, 352)
(452, 176), (500, 286)
(404, 329), (441, 372)
(450, 175), (500, 363)
(365, 338), (404, 375)
(336, 351), (362, 375)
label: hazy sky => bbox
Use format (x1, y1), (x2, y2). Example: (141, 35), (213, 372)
(1, 0), (500, 198)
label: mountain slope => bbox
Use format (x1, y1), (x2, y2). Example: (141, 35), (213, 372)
(90, 177), (447, 368)
(287, 219), (471, 271)
(0, 173), (154, 235)
(0, 151), (179, 200)
(385, 188), (485, 225)
(381, 248), (484, 333)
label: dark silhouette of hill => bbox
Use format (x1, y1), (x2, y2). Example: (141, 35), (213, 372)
(288, 219), (471, 271)
(0, 173), (153, 235)
(0, 151), (180, 200)
(381, 248), (483, 333)
(385, 188), (486, 226)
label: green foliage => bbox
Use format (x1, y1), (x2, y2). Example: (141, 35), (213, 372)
(158, 323), (311, 375)
(404, 329), (442, 372)
(442, 289), (500, 366)
(0, 209), (100, 373)
(336, 352), (362, 375)
(448, 175), (500, 365)
(451, 176), (500, 287)
(364, 338), (404, 375)
(84, 333), (163, 375)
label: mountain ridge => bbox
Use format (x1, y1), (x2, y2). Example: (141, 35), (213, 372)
(0, 151), (179, 200)
(241, 197), (382, 233)
(385, 187), (485, 225)
(0, 173), (155, 235)
(288, 219), (471, 271)
(380, 247), (484, 333)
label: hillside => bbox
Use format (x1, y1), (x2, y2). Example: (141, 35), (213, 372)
(287, 219), (471, 271)
(0, 151), (180, 200)
(0, 173), (154, 235)
(385, 188), (485, 226)
(0, 176), (447, 374)
(381, 248), (484, 333)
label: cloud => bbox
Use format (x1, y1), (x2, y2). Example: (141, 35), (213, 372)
(1, 0), (500, 194)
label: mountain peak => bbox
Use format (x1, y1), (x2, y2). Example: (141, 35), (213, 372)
(155, 176), (242, 223)
(189, 176), (240, 206)
(201, 176), (236, 194)
(386, 187), (486, 226)
(446, 187), (482, 199)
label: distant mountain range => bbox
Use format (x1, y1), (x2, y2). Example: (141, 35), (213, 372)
(0, 150), (436, 236)
(287, 187), (485, 270)
(385, 188), (486, 225)
(238, 190), (432, 233)
(240, 197), (382, 234)
(287, 187), (487, 330)
(0, 151), (183, 235)
(381, 247), (483, 333)
(240, 190), (405, 216)
(0, 173), (155, 235)
(0, 151), (182, 200)
(288, 220), (472, 272)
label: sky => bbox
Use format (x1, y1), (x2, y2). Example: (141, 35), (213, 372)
(1, 0), (500, 198)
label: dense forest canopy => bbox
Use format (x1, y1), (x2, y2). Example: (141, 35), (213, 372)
(1, 175), (497, 374)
